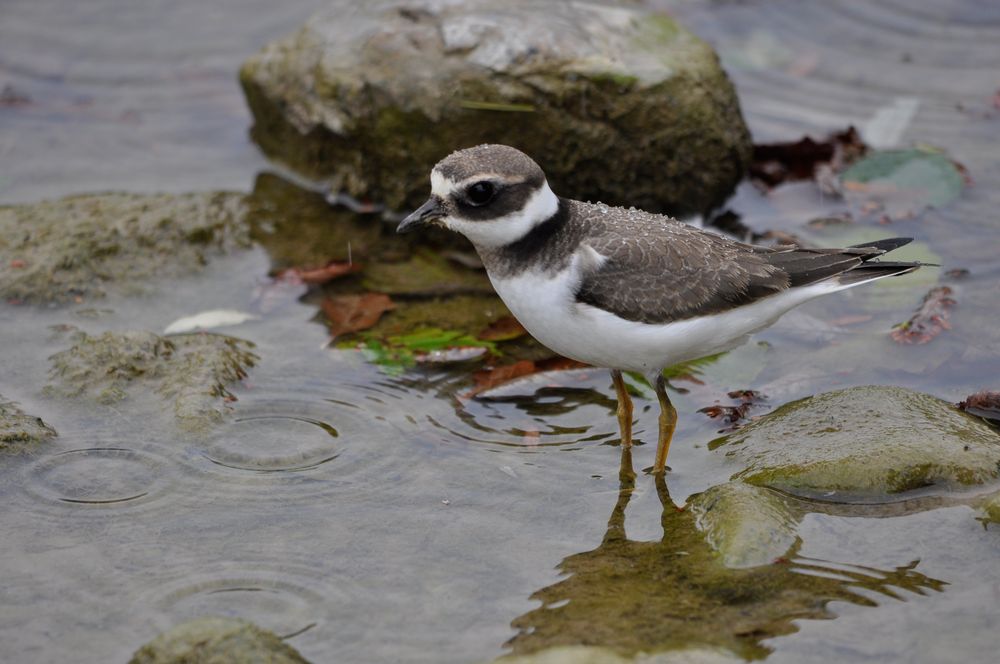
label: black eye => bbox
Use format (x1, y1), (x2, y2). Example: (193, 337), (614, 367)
(466, 181), (495, 206)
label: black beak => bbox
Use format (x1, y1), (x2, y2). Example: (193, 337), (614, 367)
(397, 197), (445, 234)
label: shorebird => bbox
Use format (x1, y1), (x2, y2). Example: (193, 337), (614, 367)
(397, 144), (921, 473)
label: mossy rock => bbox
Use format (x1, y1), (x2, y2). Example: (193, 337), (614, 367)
(46, 329), (257, 432)
(980, 492), (1000, 525)
(0, 192), (250, 304)
(0, 395), (57, 452)
(129, 617), (310, 664)
(240, 0), (751, 215)
(687, 482), (801, 569)
(709, 386), (1000, 502)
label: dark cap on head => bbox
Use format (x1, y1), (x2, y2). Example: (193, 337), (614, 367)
(433, 144), (545, 185)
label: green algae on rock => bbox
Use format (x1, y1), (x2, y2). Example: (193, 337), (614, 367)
(47, 330), (257, 431)
(240, 0), (751, 215)
(687, 482), (801, 569)
(0, 396), (57, 452)
(709, 385), (1000, 502)
(0, 192), (250, 304)
(129, 617), (310, 664)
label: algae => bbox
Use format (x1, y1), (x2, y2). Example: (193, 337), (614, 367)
(129, 617), (310, 664)
(46, 329), (258, 431)
(0, 396), (57, 452)
(0, 192), (250, 304)
(709, 386), (1000, 501)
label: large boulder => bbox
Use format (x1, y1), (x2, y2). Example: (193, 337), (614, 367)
(240, 0), (751, 215)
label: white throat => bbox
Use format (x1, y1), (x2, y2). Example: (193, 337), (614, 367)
(439, 180), (560, 250)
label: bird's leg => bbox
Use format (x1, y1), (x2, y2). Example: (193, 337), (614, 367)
(652, 374), (677, 474)
(610, 369), (633, 448)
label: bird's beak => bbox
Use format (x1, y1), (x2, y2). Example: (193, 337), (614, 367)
(397, 197), (445, 234)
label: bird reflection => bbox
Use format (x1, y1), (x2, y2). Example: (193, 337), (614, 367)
(506, 448), (945, 659)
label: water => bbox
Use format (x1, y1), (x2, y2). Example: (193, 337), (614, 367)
(2, 0), (1000, 662)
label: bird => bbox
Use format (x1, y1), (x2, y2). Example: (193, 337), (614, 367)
(397, 144), (923, 474)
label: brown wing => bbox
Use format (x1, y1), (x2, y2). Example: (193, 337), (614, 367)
(571, 202), (908, 324)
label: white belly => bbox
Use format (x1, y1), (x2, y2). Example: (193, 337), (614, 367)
(489, 261), (843, 375)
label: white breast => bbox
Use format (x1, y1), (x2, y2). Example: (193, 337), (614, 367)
(488, 251), (846, 374)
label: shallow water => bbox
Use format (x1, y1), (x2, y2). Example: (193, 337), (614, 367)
(2, 0), (1000, 662)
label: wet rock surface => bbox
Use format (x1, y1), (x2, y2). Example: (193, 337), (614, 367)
(128, 617), (310, 664)
(240, 0), (751, 215)
(0, 192), (250, 304)
(687, 482), (801, 568)
(709, 385), (1000, 502)
(46, 329), (258, 431)
(0, 396), (57, 452)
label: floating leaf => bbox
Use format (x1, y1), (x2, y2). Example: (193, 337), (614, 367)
(842, 148), (967, 219)
(280, 260), (362, 285)
(699, 390), (769, 432)
(164, 309), (259, 335)
(352, 327), (496, 372)
(890, 286), (956, 345)
(322, 293), (395, 338)
(477, 316), (527, 342)
(750, 127), (867, 189)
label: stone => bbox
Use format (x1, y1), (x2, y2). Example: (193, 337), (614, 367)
(0, 396), (57, 452)
(0, 192), (250, 304)
(46, 329), (258, 432)
(709, 385), (1000, 502)
(687, 482), (801, 568)
(240, 0), (751, 215)
(129, 617), (310, 664)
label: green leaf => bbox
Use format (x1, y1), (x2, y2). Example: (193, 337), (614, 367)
(841, 148), (965, 212)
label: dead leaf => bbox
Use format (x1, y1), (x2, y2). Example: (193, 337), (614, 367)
(463, 357), (589, 399)
(478, 316), (527, 342)
(322, 293), (395, 338)
(699, 390), (768, 432)
(957, 391), (1000, 426)
(890, 286), (956, 345)
(279, 260), (362, 285)
(750, 127), (867, 190)
(414, 346), (488, 364)
(467, 360), (538, 398)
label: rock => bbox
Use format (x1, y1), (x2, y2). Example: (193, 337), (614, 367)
(500, 645), (743, 664)
(0, 396), (57, 452)
(687, 482), (801, 568)
(129, 617), (310, 664)
(0, 192), (250, 304)
(240, 0), (751, 215)
(46, 329), (258, 431)
(979, 492), (1000, 525)
(709, 386), (1000, 502)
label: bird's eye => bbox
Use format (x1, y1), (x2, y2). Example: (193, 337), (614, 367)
(466, 181), (495, 206)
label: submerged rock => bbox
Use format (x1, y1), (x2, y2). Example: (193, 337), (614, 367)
(709, 385), (1000, 502)
(129, 617), (310, 664)
(0, 192), (249, 304)
(240, 0), (751, 215)
(47, 329), (257, 431)
(0, 396), (57, 452)
(687, 482), (801, 568)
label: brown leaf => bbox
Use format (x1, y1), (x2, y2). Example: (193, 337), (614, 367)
(699, 390), (768, 432)
(279, 261), (363, 285)
(465, 356), (591, 398)
(321, 293), (395, 337)
(957, 391), (1000, 426)
(467, 360), (538, 398)
(890, 286), (956, 345)
(750, 127), (867, 189)
(478, 316), (527, 342)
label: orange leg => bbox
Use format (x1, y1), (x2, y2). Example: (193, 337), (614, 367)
(610, 370), (633, 448)
(652, 374), (677, 474)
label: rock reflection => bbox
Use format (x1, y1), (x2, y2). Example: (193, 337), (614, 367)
(506, 448), (945, 660)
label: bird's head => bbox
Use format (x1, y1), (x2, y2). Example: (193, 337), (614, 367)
(397, 144), (559, 249)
